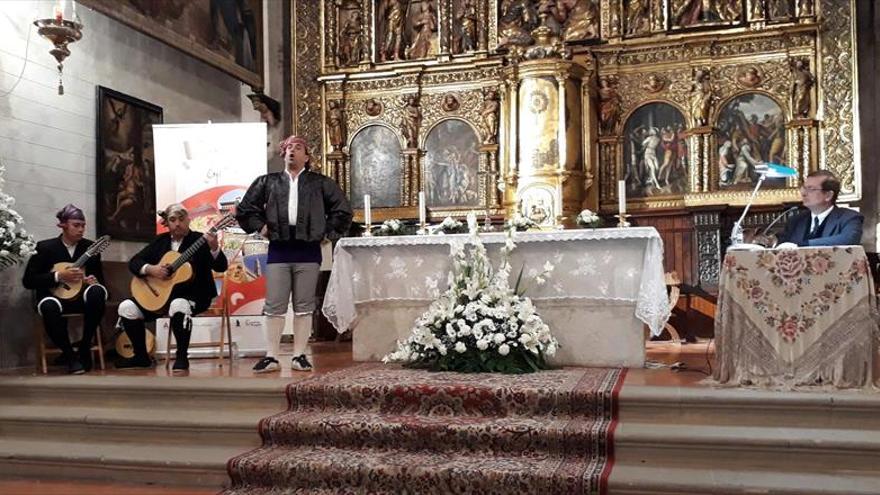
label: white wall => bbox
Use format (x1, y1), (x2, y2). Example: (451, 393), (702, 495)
(0, 1), (254, 368)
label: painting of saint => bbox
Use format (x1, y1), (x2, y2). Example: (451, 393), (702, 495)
(349, 125), (402, 208)
(96, 87), (163, 241)
(424, 119), (480, 207)
(622, 103), (689, 198)
(716, 93), (786, 189)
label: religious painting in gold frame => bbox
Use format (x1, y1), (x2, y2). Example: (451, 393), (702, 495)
(349, 125), (403, 209)
(424, 119), (481, 208)
(622, 102), (689, 199)
(716, 92), (787, 190)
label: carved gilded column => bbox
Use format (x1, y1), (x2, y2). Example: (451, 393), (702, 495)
(401, 149), (422, 207)
(686, 127), (713, 193)
(502, 76), (520, 211)
(786, 118), (819, 181)
(481, 144), (501, 208)
(326, 151), (349, 194)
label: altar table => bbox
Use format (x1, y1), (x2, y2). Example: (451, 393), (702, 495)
(714, 246), (878, 388)
(322, 227), (670, 367)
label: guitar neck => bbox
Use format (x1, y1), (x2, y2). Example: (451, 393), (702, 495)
(169, 229), (220, 272)
(71, 252), (90, 269)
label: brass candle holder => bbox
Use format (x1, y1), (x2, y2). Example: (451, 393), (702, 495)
(33, 17), (83, 95)
(615, 214), (631, 228)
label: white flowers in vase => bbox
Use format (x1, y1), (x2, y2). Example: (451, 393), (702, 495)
(0, 162), (36, 270)
(383, 219), (559, 373)
(576, 209), (603, 228)
(374, 219), (415, 236)
(431, 216), (467, 235)
(505, 213), (537, 232)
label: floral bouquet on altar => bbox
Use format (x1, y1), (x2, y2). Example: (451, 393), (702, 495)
(576, 209), (603, 228)
(431, 216), (467, 235)
(505, 213), (537, 232)
(373, 219), (417, 236)
(384, 213), (558, 373)
(0, 162), (36, 271)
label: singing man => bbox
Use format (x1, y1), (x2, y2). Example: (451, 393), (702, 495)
(776, 170), (863, 248)
(236, 135), (352, 373)
(22, 204), (107, 374)
(116, 204), (228, 371)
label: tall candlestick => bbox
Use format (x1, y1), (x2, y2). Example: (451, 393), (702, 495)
(363, 194), (371, 229)
(418, 191), (426, 226)
(618, 180), (626, 216)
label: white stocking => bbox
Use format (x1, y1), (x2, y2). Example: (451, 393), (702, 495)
(263, 315), (284, 359)
(292, 313), (313, 357)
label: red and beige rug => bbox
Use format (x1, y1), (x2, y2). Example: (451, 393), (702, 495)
(223, 363), (625, 495)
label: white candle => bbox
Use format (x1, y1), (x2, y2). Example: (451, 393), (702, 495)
(418, 191), (426, 225)
(72, 0), (76, 16)
(363, 194), (371, 228)
(618, 180), (626, 216)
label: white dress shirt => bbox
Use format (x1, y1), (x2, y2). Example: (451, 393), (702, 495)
(287, 168), (303, 226)
(810, 206), (834, 234)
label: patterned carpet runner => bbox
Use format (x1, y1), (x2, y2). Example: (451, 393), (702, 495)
(223, 363), (626, 495)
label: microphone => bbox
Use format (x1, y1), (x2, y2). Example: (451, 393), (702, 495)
(761, 206), (800, 237)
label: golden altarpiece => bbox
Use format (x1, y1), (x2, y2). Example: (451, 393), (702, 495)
(289, 0), (860, 289)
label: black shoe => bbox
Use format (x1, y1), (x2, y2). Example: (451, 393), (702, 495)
(252, 357), (280, 374)
(172, 356), (189, 372)
(291, 354), (313, 372)
(115, 356), (154, 369)
(68, 359), (85, 375)
(79, 351), (93, 372)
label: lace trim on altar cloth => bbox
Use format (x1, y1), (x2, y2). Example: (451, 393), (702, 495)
(335, 227), (661, 248)
(712, 295), (879, 389)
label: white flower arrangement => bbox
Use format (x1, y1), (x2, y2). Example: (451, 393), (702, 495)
(384, 212), (559, 373)
(374, 218), (415, 236)
(0, 163), (36, 271)
(430, 216), (467, 235)
(576, 209), (603, 228)
(505, 213), (537, 232)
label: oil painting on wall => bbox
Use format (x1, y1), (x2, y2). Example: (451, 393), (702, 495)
(349, 125), (402, 208)
(79, 0), (263, 86)
(622, 102), (689, 198)
(424, 119), (480, 207)
(716, 93), (786, 189)
(96, 87), (163, 241)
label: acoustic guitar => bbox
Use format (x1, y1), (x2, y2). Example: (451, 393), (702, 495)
(130, 215), (236, 312)
(51, 235), (111, 300)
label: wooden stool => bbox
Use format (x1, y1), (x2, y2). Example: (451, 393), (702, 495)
(35, 314), (106, 374)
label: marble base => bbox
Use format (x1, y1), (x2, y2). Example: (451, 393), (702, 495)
(351, 299), (645, 368)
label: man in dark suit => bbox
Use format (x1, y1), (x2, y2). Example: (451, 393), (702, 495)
(116, 204), (228, 371)
(777, 170), (863, 247)
(22, 204), (107, 374)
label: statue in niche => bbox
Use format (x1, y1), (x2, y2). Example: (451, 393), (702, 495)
(327, 100), (346, 151)
(641, 74), (666, 93)
(452, 0), (478, 54)
(598, 76), (622, 134)
(798, 0), (813, 16)
(499, 0), (539, 47)
(790, 58), (814, 118)
(441, 94), (460, 112)
(737, 66), (763, 88)
(673, 0), (722, 27)
(650, 0), (664, 31)
(751, 0), (765, 19)
(768, 0), (793, 19)
(625, 0), (651, 35)
(364, 98), (384, 117)
(717, 0), (742, 20)
(400, 95), (422, 148)
(338, 8), (366, 66)
(380, 0), (405, 62)
(689, 69), (716, 127)
(481, 88), (500, 144)
(558, 0), (599, 41)
(536, 0), (564, 36)
(406, 2), (438, 60)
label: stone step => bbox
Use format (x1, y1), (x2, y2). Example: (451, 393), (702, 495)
(229, 444), (604, 494)
(0, 437), (237, 487)
(608, 464), (880, 495)
(613, 422), (880, 473)
(0, 375), (288, 411)
(259, 409), (602, 454)
(618, 385), (880, 429)
(0, 404), (265, 447)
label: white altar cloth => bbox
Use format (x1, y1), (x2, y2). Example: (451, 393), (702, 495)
(322, 227), (669, 367)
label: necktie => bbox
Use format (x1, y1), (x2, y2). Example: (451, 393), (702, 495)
(811, 216), (820, 234)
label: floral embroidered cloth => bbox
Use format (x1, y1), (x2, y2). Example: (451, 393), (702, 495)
(714, 246), (878, 388)
(322, 227), (670, 337)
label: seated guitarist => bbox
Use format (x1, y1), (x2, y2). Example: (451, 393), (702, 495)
(116, 204), (228, 371)
(22, 204), (107, 374)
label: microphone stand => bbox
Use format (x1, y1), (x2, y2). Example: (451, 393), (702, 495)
(731, 173), (766, 246)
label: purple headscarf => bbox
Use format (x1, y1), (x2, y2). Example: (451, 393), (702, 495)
(56, 204), (85, 224)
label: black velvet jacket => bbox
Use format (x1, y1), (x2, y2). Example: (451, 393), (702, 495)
(22, 237), (106, 302)
(128, 231), (228, 312)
